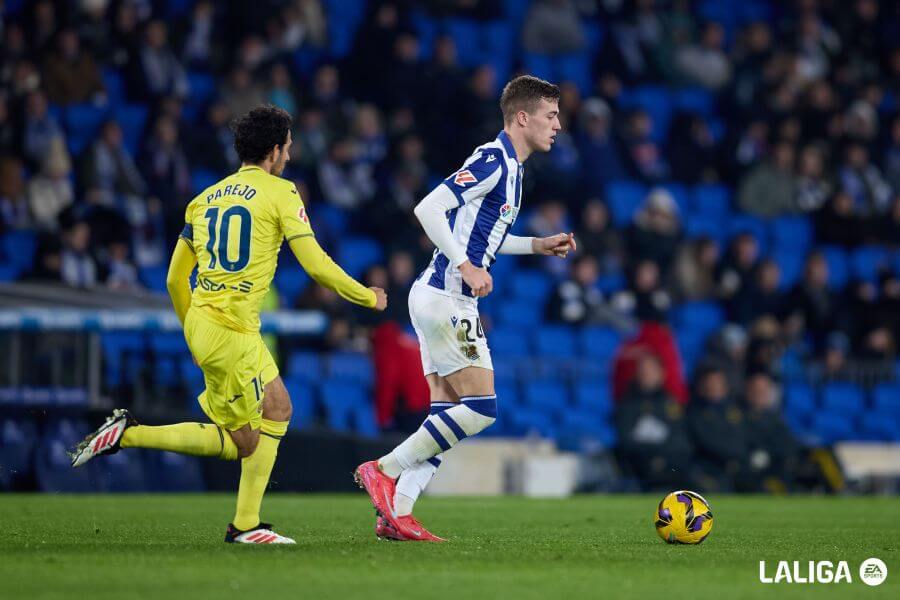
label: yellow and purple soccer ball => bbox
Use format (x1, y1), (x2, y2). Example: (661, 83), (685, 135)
(654, 490), (714, 544)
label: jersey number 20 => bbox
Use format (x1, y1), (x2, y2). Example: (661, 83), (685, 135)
(204, 206), (251, 272)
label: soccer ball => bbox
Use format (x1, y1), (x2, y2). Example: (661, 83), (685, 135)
(654, 490), (714, 544)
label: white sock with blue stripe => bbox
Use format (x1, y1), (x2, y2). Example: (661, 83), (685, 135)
(378, 395), (498, 480)
(393, 402), (454, 516)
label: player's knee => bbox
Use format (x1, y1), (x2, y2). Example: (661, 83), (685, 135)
(461, 394), (497, 433)
(237, 431), (260, 458)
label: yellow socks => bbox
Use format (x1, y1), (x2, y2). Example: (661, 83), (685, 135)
(232, 418), (288, 531)
(121, 422), (238, 460)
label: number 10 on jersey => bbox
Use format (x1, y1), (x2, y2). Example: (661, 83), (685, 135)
(204, 206), (252, 272)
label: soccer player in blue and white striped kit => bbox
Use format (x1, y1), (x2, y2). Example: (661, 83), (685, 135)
(355, 76), (577, 541)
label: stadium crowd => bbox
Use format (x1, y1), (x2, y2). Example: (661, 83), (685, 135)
(1, 0), (900, 491)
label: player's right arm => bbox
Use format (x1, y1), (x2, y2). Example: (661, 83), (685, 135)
(413, 152), (503, 297)
(276, 182), (385, 311)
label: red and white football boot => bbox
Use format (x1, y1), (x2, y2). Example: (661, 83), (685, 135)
(375, 513), (407, 541)
(225, 522), (295, 544)
(69, 408), (136, 467)
(390, 514), (446, 543)
(353, 460), (399, 526)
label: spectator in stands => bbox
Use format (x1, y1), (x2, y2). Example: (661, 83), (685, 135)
(615, 352), (695, 490)
(612, 259), (672, 325)
(0, 94), (14, 157)
(77, 0), (114, 60)
(785, 252), (844, 354)
(701, 324), (748, 395)
(522, 0), (587, 55)
(742, 371), (800, 492)
(575, 199), (624, 276)
(353, 104), (388, 168)
(110, 1), (141, 69)
(884, 116), (900, 195)
(815, 190), (867, 248)
(27, 137), (73, 231)
(60, 221), (97, 288)
(738, 141), (797, 217)
(687, 364), (749, 492)
(460, 65), (503, 151)
(546, 254), (608, 326)
(667, 113), (720, 184)
(839, 143), (893, 216)
(612, 314), (688, 405)
(139, 115), (191, 245)
(576, 98), (626, 196)
(877, 196), (900, 247)
(21, 91), (64, 170)
(266, 63), (299, 116)
(347, 2), (403, 103)
(527, 200), (572, 278)
(674, 22), (731, 90)
(422, 35), (467, 172)
(317, 137), (376, 210)
(81, 120), (147, 205)
(622, 110), (669, 182)
(42, 28), (105, 105)
(670, 236), (719, 302)
(0, 157), (31, 232)
(795, 144), (832, 212)
(717, 232), (759, 307)
(180, 0), (218, 70)
(131, 21), (189, 100)
(731, 259), (786, 326)
(104, 240), (140, 291)
(627, 188), (681, 276)
(294, 107), (328, 170)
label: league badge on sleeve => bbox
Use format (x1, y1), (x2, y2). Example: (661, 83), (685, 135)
(297, 207), (309, 223)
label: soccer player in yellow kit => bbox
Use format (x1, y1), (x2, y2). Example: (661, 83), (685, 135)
(70, 105), (387, 544)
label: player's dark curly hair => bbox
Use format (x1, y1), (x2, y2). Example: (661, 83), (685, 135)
(500, 75), (560, 124)
(231, 104), (293, 164)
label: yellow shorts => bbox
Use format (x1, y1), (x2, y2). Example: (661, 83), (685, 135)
(183, 307), (279, 431)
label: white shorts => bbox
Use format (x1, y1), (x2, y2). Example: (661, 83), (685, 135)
(408, 283), (493, 377)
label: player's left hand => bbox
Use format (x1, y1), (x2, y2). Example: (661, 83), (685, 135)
(534, 233), (576, 258)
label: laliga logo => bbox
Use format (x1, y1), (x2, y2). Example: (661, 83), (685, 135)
(758, 558), (887, 585)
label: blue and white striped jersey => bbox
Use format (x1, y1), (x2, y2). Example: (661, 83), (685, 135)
(418, 130), (523, 300)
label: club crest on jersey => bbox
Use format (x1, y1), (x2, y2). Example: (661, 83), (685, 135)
(454, 170), (478, 186)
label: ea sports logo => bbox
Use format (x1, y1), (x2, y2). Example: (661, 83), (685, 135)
(859, 558), (887, 586)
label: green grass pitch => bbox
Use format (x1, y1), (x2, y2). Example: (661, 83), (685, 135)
(1, 494), (897, 599)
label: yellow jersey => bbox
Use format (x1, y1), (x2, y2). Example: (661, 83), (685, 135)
(179, 165), (313, 333)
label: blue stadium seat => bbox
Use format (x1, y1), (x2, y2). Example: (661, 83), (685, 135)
(282, 379), (316, 428)
(783, 382), (816, 429)
(691, 184), (731, 218)
(820, 246), (850, 290)
(113, 104), (148, 155)
(149, 331), (189, 387)
(320, 379), (369, 433)
(95, 448), (148, 492)
(139, 265), (168, 292)
(191, 168), (220, 195)
(851, 246), (888, 284)
(618, 86), (673, 142)
(2, 230), (37, 277)
(0, 419), (37, 489)
(557, 409), (617, 450)
(446, 19), (482, 67)
(101, 331), (146, 388)
(489, 327), (530, 359)
(684, 214), (724, 241)
(522, 380), (569, 413)
(857, 412), (900, 441)
(65, 103), (109, 155)
(508, 268), (553, 302)
(186, 71), (216, 107)
(872, 383), (900, 413)
(556, 53), (592, 95)
(146, 451), (205, 492)
(521, 52), (555, 82)
(327, 352), (373, 385)
(496, 300), (543, 328)
(508, 407), (558, 438)
(286, 351), (322, 382)
(579, 326), (621, 361)
(337, 237), (382, 278)
(811, 413), (856, 444)
(770, 216), (813, 253)
(533, 325), (576, 358)
(102, 69), (125, 107)
(606, 181), (647, 226)
(660, 183), (690, 216)
(573, 382), (613, 415)
(771, 250), (805, 291)
(273, 268), (310, 306)
(673, 87), (715, 117)
(672, 302), (724, 338)
(180, 357), (205, 402)
(820, 383), (865, 414)
(36, 419), (98, 493)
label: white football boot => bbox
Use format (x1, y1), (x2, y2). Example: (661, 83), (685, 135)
(69, 408), (136, 467)
(225, 522), (296, 544)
